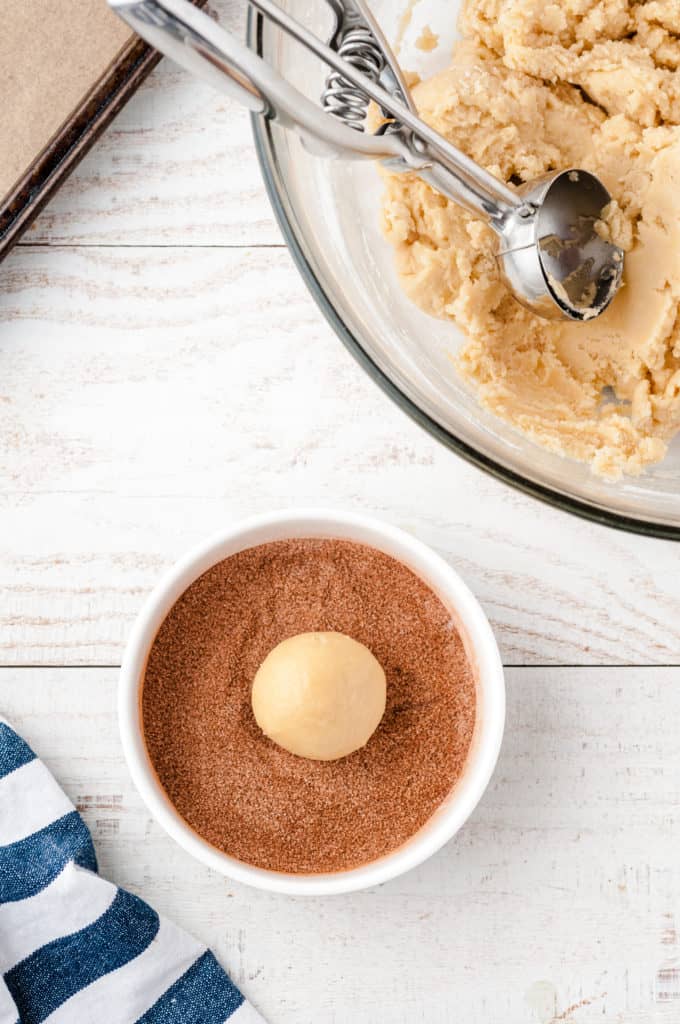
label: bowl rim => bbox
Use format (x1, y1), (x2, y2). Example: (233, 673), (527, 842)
(247, 14), (680, 542)
(118, 507), (505, 895)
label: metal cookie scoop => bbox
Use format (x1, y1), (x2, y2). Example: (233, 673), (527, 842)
(109, 0), (624, 321)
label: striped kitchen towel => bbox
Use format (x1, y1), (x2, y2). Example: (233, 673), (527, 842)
(0, 720), (266, 1024)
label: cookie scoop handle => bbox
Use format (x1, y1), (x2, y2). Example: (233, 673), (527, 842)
(108, 0), (404, 160)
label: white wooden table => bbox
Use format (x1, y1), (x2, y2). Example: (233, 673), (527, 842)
(2, 4), (679, 1021)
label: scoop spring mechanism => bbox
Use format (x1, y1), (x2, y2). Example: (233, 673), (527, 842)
(322, 25), (385, 130)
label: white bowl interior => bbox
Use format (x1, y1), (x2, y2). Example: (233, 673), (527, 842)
(252, 0), (680, 535)
(119, 510), (504, 895)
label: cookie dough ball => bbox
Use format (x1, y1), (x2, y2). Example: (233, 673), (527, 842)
(251, 632), (386, 761)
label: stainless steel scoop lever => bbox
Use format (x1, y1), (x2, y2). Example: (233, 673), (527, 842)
(249, 0), (625, 321)
(108, 0), (406, 161)
(110, 0), (624, 322)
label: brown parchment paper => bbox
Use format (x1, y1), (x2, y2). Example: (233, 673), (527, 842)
(0, 1), (134, 201)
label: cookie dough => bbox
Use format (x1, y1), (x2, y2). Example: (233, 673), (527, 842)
(382, 0), (680, 478)
(251, 631), (386, 761)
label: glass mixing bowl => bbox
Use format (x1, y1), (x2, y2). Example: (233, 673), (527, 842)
(248, 1), (680, 539)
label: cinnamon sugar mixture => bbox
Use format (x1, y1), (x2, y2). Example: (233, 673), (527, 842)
(142, 538), (476, 874)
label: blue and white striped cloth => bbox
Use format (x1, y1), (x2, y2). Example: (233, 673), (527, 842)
(0, 720), (266, 1024)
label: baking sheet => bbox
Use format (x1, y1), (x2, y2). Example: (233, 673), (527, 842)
(0, 1), (134, 202)
(0, 0), (206, 261)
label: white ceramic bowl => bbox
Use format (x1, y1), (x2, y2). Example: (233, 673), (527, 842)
(119, 509), (505, 895)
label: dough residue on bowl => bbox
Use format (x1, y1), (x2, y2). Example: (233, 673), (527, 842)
(382, 0), (680, 479)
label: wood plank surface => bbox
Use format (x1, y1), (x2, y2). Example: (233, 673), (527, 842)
(3, 666), (679, 1024)
(1, 243), (678, 667)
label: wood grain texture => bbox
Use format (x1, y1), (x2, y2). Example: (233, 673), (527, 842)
(17, 1), (281, 249)
(3, 665), (680, 1024)
(1, 243), (678, 667)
